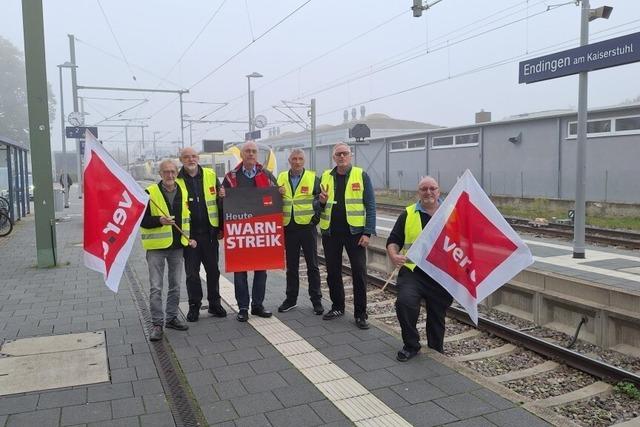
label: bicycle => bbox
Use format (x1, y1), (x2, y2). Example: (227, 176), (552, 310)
(0, 210), (12, 237)
(0, 195), (8, 213)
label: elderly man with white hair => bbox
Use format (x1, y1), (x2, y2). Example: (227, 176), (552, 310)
(223, 140), (279, 322)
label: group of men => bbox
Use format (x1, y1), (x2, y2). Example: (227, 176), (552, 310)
(141, 139), (453, 363)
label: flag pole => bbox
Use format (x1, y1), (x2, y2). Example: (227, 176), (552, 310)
(381, 267), (399, 292)
(148, 198), (190, 240)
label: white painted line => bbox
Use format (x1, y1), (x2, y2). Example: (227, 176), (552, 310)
(211, 274), (413, 425)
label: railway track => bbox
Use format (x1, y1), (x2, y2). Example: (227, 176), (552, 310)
(309, 255), (640, 426)
(377, 202), (640, 250)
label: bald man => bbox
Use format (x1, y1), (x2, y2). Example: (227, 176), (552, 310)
(386, 176), (453, 361)
(177, 147), (226, 322)
(223, 140), (278, 322)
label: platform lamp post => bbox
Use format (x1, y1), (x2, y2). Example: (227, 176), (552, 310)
(573, 1), (613, 259)
(246, 72), (263, 135)
(57, 61), (77, 209)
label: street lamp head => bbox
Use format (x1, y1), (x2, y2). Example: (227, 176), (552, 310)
(57, 61), (78, 69)
(589, 5), (613, 21)
(246, 72), (263, 78)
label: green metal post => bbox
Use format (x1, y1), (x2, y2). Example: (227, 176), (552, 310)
(22, 0), (57, 267)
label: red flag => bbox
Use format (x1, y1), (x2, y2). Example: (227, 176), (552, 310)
(83, 131), (148, 292)
(406, 170), (533, 324)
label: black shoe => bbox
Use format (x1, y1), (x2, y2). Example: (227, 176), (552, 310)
(165, 317), (189, 331)
(322, 309), (344, 320)
(208, 304), (227, 317)
(278, 300), (297, 313)
(236, 309), (249, 322)
(186, 304), (200, 322)
(396, 348), (419, 362)
(251, 306), (273, 318)
(312, 302), (324, 315)
(355, 317), (370, 330)
(149, 325), (163, 342)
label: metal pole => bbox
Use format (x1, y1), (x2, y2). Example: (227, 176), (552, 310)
(141, 126), (145, 154)
(22, 0), (56, 267)
(153, 132), (158, 161)
(189, 122), (193, 147)
(247, 77), (252, 134)
(125, 126), (130, 172)
(250, 90), (256, 133)
(58, 66), (69, 208)
(179, 92), (185, 148)
(69, 34), (83, 199)
(573, 0), (589, 259)
(310, 98), (316, 171)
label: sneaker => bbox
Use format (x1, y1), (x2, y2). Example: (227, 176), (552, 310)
(251, 306), (273, 318)
(396, 348), (419, 362)
(312, 302), (324, 315)
(149, 325), (163, 342)
(322, 309), (344, 320)
(186, 304), (200, 322)
(237, 309), (249, 322)
(208, 304), (227, 317)
(278, 300), (297, 313)
(165, 317), (189, 331)
(355, 317), (370, 330)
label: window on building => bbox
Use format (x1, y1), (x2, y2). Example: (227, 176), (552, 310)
(455, 133), (479, 145)
(407, 139), (426, 149)
(432, 132), (479, 148)
(432, 136), (453, 147)
(390, 141), (407, 151)
(568, 119), (612, 137)
(615, 116), (640, 132)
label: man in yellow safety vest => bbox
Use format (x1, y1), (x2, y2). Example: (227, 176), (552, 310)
(276, 148), (323, 315)
(318, 142), (376, 330)
(140, 159), (196, 341)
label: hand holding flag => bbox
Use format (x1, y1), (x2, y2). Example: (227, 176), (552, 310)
(406, 170), (533, 325)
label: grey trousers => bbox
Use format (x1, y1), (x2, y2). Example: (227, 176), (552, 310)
(146, 248), (183, 326)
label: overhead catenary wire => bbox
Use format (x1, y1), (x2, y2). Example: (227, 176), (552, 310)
(95, 0), (138, 82)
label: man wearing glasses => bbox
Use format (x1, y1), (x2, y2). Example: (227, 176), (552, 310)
(140, 159), (196, 341)
(386, 176), (453, 361)
(318, 142), (376, 329)
(177, 147), (226, 322)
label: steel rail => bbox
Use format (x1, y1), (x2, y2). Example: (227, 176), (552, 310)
(318, 254), (640, 386)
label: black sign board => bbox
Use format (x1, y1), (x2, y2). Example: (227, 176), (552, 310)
(519, 31), (640, 84)
(349, 123), (371, 142)
(202, 139), (224, 152)
(244, 130), (261, 141)
(66, 126), (98, 139)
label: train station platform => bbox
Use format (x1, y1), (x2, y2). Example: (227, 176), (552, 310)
(0, 192), (562, 427)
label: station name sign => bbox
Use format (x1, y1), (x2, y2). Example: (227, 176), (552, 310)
(519, 31), (640, 84)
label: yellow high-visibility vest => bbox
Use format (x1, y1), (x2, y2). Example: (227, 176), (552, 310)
(176, 167), (219, 227)
(319, 166), (365, 231)
(141, 183), (190, 249)
(403, 205), (423, 271)
(277, 170), (316, 226)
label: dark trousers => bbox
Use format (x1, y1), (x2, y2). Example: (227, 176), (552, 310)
(284, 226), (322, 304)
(321, 233), (367, 318)
(234, 271), (267, 310)
(183, 232), (220, 307)
(395, 267), (453, 353)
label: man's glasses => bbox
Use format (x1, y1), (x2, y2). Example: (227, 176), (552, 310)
(419, 186), (439, 192)
(334, 151), (351, 157)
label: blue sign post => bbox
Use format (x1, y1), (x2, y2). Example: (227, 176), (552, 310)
(519, 31), (640, 83)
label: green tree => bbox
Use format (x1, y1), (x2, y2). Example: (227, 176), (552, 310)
(0, 35), (56, 144)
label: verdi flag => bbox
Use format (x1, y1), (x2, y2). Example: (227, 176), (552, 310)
(223, 187), (285, 272)
(83, 131), (148, 292)
(406, 170), (533, 325)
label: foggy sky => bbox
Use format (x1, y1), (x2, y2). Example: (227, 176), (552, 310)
(2, 0), (639, 155)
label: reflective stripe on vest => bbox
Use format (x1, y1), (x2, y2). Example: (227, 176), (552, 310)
(141, 184), (190, 249)
(319, 166), (365, 231)
(403, 205), (422, 271)
(202, 168), (219, 227)
(277, 170), (316, 226)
